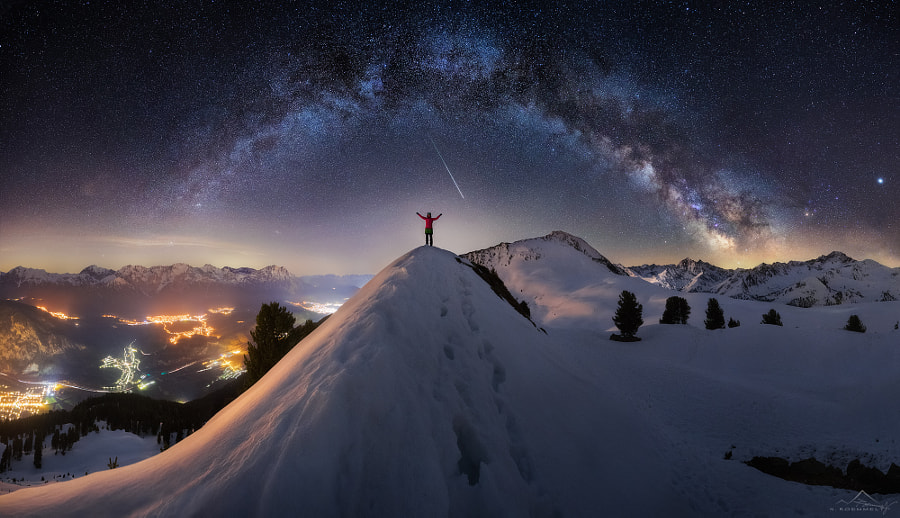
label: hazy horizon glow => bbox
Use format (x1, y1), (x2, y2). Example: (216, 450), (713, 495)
(2, 2), (897, 274)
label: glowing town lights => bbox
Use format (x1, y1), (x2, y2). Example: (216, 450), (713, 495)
(100, 342), (141, 391)
(105, 313), (217, 344)
(35, 306), (79, 320)
(0, 386), (47, 420)
(208, 307), (235, 315)
(198, 349), (246, 383)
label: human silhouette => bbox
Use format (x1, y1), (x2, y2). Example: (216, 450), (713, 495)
(417, 211), (441, 246)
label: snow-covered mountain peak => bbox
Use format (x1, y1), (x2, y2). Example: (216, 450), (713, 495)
(815, 251), (854, 265)
(465, 231), (629, 277)
(77, 265), (115, 278)
(675, 257), (717, 273)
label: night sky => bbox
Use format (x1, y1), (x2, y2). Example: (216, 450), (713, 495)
(1, 1), (897, 275)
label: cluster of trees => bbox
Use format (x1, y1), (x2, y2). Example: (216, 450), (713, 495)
(0, 424), (80, 472)
(612, 290), (879, 339)
(612, 293), (748, 339)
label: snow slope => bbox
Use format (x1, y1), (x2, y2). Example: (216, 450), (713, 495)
(2, 243), (899, 516)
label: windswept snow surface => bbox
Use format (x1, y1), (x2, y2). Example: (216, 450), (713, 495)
(3, 244), (900, 516)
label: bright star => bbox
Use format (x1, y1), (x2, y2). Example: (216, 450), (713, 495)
(877, 177), (884, 185)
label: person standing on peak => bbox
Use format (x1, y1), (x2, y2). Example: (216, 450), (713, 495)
(417, 211), (441, 246)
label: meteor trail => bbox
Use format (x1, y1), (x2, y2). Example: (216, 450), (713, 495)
(429, 136), (465, 199)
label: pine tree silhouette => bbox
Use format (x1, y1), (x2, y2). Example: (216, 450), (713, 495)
(612, 290), (643, 341)
(705, 298), (726, 330)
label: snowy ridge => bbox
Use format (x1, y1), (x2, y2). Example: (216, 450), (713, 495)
(628, 251), (900, 306)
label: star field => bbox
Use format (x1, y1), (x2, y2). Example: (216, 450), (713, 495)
(0, 1), (897, 274)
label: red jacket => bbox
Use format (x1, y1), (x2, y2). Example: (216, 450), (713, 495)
(417, 213), (441, 229)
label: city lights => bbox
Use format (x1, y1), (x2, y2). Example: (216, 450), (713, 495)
(35, 306), (78, 320)
(100, 342), (141, 391)
(0, 383), (55, 420)
(107, 313), (216, 344)
(198, 349), (246, 384)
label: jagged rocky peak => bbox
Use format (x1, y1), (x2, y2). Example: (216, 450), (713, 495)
(815, 251), (854, 264)
(256, 265), (294, 282)
(675, 257), (717, 273)
(78, 265), (115, 278)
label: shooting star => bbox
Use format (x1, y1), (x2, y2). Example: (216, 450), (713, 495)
(429, 136), (465, 199)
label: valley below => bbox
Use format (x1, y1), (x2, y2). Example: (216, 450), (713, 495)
(0, 266), (370, 416)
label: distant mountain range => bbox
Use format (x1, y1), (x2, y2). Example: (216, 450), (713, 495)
(3, 234), (898, 310)
(626, 251), (900, 307)
(0, 263), (294, 292)
(466, 231), (900, 307)
(0, 264), (370, 317)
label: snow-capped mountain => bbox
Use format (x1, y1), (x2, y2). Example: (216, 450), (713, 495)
(464, 230), (629, 277)
(462, 231), (639, 329)
(629, 251), (900, 307)
(0, 263), (294, 293)
(627, 258), (732, 292)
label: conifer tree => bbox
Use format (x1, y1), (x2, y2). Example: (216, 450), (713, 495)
(611, 290), (643, 341)
(844, 314), (866, 333)
(704, 298), (726, 330)
(23, 432), (32, 455)
(761, 308), (783, 326)
(0, 441), (9, 473)
(660, 296), (691, 324)
(12, 436), (22, 461)
(243, 302), (298, 388)
(33, 436), (42, 469)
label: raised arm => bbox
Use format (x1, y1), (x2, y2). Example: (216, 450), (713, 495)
(417, 212), (426, 220)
